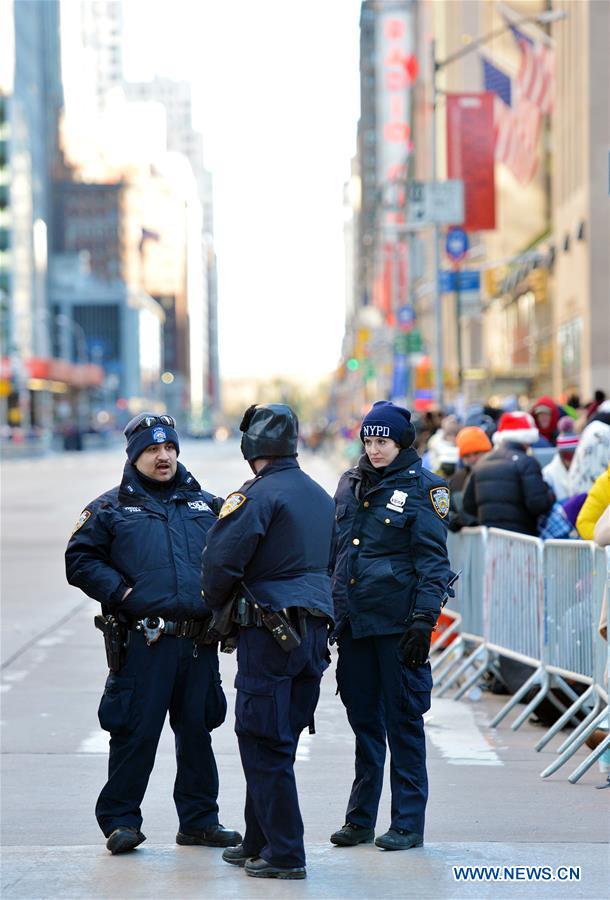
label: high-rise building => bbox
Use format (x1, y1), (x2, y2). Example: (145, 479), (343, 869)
(123, 76), (221, 425)
(73, 0), (124, 112)
(551, 0), (609, 398)
(1, 0), (103, 437)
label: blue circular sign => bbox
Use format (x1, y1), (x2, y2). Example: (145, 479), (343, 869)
(397, 305), (415, 325)
(446, 228), (469, 261)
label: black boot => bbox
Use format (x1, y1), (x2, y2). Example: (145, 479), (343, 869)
(176, 824), (242, 847)
(106, 826), (146, 854)
(330, 822), (375, 846)
(244, 857), (306, 879)
(375, 828), (423, 850)
(222, 843), (255, 867)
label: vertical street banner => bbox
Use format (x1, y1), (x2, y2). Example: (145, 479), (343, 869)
(374, 2), (418, 314)
(446, 93), (496, 231)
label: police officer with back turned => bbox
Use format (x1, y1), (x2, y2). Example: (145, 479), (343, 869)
(65, 413), (241, 855)
(330, 401), (451, 852)
(201, 404), (336, 880)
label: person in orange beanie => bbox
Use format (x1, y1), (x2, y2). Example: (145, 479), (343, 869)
(447, 426), (492, 531)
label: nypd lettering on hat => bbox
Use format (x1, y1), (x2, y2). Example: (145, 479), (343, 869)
(362, 425), (390, 438)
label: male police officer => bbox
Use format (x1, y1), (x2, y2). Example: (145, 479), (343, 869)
(65, 413), (241, 855)
(201, 404), (335, 880)
(330, 401), (451, 851)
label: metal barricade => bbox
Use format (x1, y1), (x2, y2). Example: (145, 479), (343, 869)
(461, 527), (486, 637)
(441, 529), (546, 708)
(434, 528), (487, 694)
(485, 528), (544, 664)
(542, 545), (609, 782)
(436, 520), (609, 782)
(543, 540), (597, 682)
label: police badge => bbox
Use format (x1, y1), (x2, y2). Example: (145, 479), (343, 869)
(218, 493), (247, 519)
(72, 508), (91, 534)
(429, 487), (450, 519)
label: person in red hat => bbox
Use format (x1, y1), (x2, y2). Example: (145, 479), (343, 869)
(462, 411), (554, 535)
(530, 395), (562, 446)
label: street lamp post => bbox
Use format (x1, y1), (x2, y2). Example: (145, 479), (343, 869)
(429, 8), (566, 410)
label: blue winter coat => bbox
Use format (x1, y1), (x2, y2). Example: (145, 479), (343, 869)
(332, 450), (451, 638)
(201, 457), (335, 618)
(65, 461), (221, 621)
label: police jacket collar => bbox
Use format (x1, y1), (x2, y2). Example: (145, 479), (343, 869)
(118, 461), (201, 504)
(350, 448), (421, 494)
(254, 456), (300, 478)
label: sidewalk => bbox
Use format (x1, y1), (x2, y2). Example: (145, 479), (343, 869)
(2, 602), (608, 899)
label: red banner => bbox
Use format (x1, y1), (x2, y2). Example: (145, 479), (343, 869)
(446, 93), (496, 231)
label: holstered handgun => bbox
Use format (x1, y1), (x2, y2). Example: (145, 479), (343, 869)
(95, 614), (129, 672)
(200, 597), (239, 653)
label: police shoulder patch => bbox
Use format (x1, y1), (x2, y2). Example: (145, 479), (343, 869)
(72, 508), (92, 534)
(218, 493), (247, 519)
(429, 487), (450, 519)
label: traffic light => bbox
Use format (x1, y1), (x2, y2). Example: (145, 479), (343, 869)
(347, 358), (360, 372)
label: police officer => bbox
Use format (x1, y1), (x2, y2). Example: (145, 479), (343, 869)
(65, 413), (241, 855)
(201, 404), (335, 880)
(330, 401), (451, 851)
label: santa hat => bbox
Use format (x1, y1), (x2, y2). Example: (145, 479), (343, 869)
(492, 412), (539, 447)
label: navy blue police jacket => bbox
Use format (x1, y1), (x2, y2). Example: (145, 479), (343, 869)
(201, 457), (335, 618)
(65, 461), (222, 621)
(332, 448), (451, 639)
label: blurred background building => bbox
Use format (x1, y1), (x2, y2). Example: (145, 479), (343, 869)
(336, 0), (609, 423)
(1, 0), (221, 448)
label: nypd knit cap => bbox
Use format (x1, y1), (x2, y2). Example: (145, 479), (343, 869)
(124, 413), (180, 464)
(360, 401), (415, 448)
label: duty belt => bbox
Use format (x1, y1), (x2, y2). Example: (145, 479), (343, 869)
(130, 617), (208, 645)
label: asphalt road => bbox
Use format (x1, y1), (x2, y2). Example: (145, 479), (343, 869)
(1, 441), (608, 899)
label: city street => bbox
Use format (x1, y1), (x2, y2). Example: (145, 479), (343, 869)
(1, 442), (608, 899)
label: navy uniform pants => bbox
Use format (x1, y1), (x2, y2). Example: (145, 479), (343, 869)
(95, 630), (226, 837)
(235, 617), (329, 869)
(336, 624), (432, 835)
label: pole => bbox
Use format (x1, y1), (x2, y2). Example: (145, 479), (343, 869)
(431, 39), (444, 410)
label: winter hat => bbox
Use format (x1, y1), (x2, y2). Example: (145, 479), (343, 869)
(456, 426), (492, 458)
(556, 433), (580, 453)
(360, 401), (415, 448)
(492, 411), (539, 447)
(124, 413), (180, 464)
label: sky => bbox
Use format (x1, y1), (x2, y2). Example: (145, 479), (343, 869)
(121, 0), (362, 382)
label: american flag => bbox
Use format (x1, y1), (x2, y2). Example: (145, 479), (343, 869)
(510, 25), (555, 116)
(481, 55), (542, 186)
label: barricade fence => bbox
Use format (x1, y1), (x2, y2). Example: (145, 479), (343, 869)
(485, 529), (543, 665)
(439, 527), (608, 783)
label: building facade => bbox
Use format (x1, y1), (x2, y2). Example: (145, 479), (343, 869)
(338, 0), (609, 416)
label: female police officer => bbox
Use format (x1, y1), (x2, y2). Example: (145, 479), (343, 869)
(330, 401), (451, 851)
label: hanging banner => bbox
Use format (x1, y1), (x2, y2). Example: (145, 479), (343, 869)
(446, 93), (496, 231)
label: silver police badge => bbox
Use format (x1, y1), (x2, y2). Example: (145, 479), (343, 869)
(429, 487), (450, 519)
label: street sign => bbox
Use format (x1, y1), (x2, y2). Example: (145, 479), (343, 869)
(396, 305), (416, 331)
(445, 227), (469, 261)
(439, 269), (481, 293)
(407, 180), (464, 225)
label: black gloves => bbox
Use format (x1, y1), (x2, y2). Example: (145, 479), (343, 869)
(399, 616), (435, 668)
